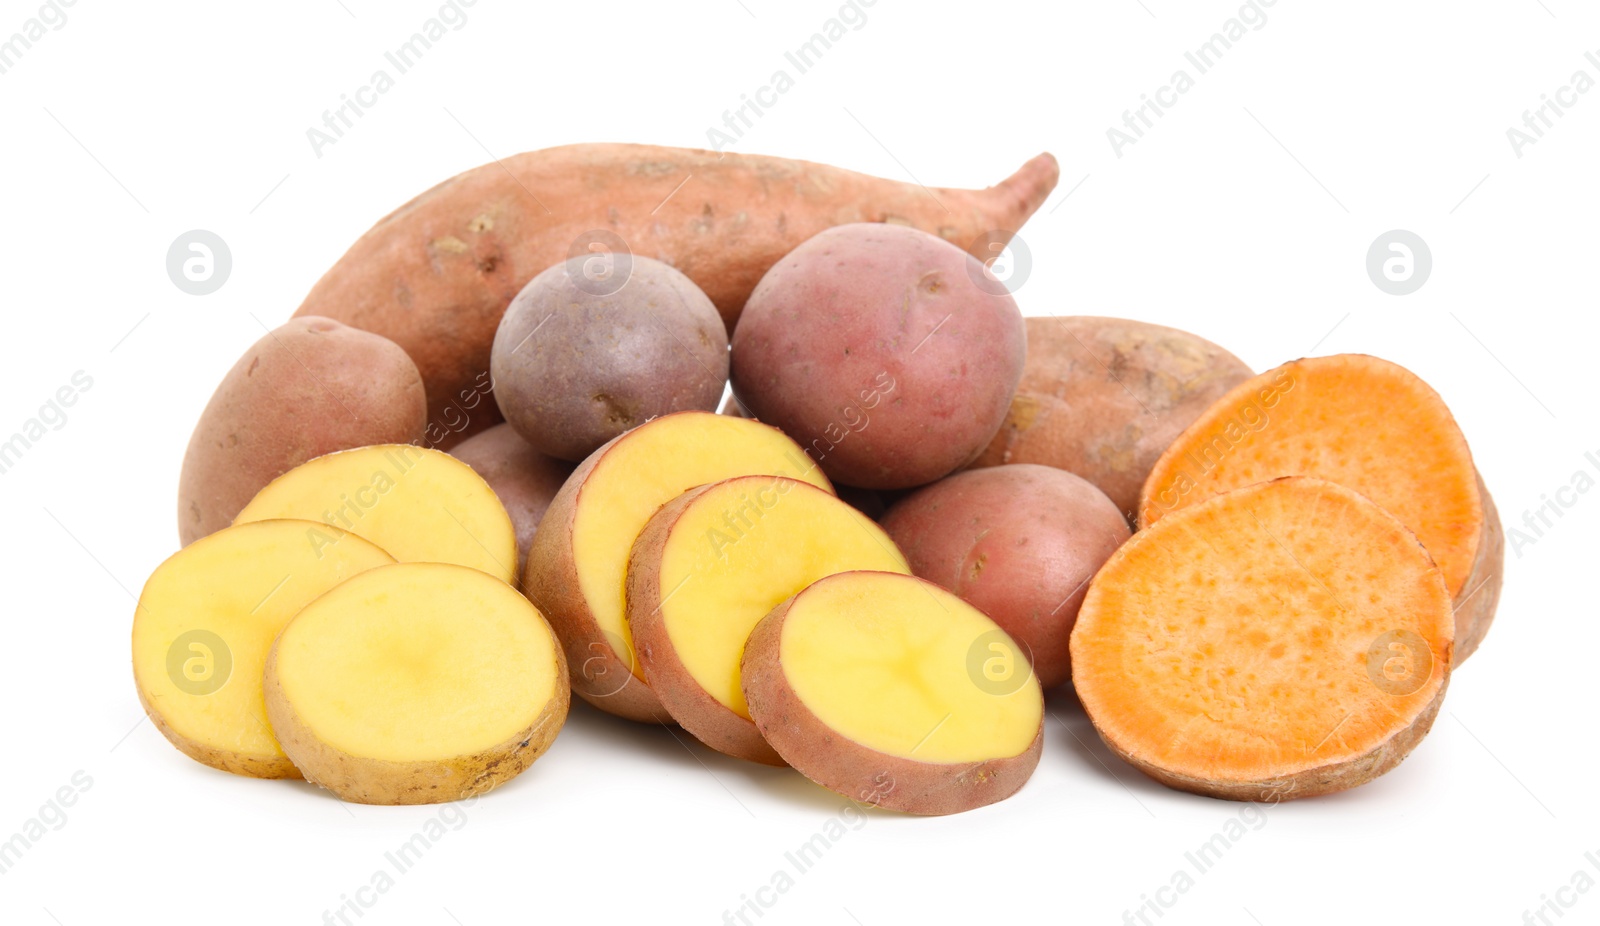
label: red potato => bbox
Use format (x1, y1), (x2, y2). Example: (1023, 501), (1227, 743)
(731, 224), (1027, 490)
(880, 465), (1131, 689)
(448, 424), (575, 576)
(177, 317), (426, 546)
(295, 144), (1059, 445)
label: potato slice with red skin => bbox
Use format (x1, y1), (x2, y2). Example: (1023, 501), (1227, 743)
(628, 476), (910, 764)
(742, 571), (1044, 815)
(524, 412), (831, 723)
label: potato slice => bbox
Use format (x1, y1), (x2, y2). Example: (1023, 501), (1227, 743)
(1074, 477), (1453, 801)
(131, 519), (395, 778)
(235, 443), (518, 583)
(526, 411), (831, 722)
(628, 476), (910, 764)
(1139, 354), (1501, 662)
(742, 571), (1044, 815)
(264, 562), (568, 804)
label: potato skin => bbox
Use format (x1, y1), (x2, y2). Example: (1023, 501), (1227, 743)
(971, 316), (1251, 519)
(732, 224), (1027, 489)
(449, 424), (575, 577)
(880, 465), (1130, 689)
(136, 686), (301, 780)
(295, 144), (1060, 446)
(627, 486), (785, 766)
(177, 317), (426, 546)
(742, 586), (1043, 815)
(263, 635), (569, 805)
(522, 431), (674, 724)
(490, 257), (728, 461)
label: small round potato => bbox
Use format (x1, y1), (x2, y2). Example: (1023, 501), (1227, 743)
(731, 223), (1026, 490)
(880, 464), (1131, 689)
(490, 256), (729, 461)
(449, 423), (575, 576)
(177, 316), (426, 546)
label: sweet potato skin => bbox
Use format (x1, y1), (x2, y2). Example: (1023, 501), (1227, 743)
(971, 316), (1252, 519)
(295, 144), (1059, 444)
(177, 317), (426, 546)
(880, 465), (1130, 689)
(448, 423), (575, 577)
(1453, 472), (1504, 662)
(627, 486), (786, 766)
(742, 587), (1043, 816)
(732, 224), (1027, 489)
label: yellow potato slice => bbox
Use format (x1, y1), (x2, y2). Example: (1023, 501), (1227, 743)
(742, 571), (1044, 814)
(628, 476), (910, 763)
(235, 443), (517, 583)
(525, 411), (831, 722)
(265, 562), (568, 804)
(131, 519), (394, 778)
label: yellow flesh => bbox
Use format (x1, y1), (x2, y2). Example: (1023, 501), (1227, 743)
(572, 413), (831, 677)
(273, 563), (560, 763)
(658, 477), (909, 717)
(131, 520), (394, 764)
(235, 444), (517, 583)
(780, 573), (1043, 763)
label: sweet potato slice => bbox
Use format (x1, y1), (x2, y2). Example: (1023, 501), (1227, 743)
(1139, 354), (1501, 662)
(264, 562), (568, 804)
(131, 520), (394, 778)
(235, 443), (518, 584)
(525, 412), (832, 722)
(627, 476), (910, 764)
(742, 571), (1044, 815)
(1074, 477), (1453, 801)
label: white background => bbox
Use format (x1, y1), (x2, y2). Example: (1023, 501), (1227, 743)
(2, 0), (1596, 923)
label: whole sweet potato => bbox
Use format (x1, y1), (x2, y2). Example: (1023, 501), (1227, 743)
(294, 144), (1059, 443)
(971, 316), (1252, 519)
(177, 317), (426, 546)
